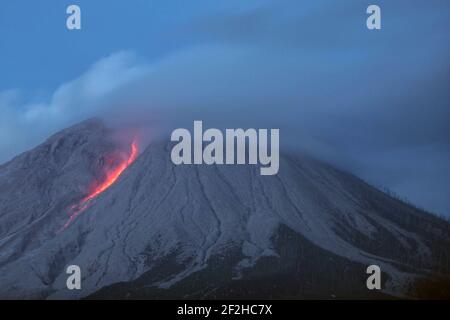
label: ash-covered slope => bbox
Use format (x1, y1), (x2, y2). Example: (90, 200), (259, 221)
(0, 119), (449, 299)
(0, 119), (119, 259)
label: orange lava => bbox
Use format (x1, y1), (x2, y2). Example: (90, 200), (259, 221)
(83, 140), (138, 203)
(62, 140), (138, 229)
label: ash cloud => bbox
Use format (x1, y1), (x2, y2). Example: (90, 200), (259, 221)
(0, 0), (449, 216)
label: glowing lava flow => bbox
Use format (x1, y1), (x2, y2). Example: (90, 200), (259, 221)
(62, 140), (138, 229)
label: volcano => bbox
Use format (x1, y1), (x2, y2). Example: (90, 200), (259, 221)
(0, 119), (449, 299)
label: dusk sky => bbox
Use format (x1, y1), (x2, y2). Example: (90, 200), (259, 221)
(0, 0), (449, 216)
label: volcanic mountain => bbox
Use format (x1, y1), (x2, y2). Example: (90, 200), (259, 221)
(0, 119), (449, 299)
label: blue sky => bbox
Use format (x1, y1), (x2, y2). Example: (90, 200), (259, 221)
(0, 0), (276, 91)
(0, 0), (449, 216)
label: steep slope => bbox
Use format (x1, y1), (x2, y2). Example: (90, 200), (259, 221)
(0, 119), (119, 260)
(0, 119), (448, 299)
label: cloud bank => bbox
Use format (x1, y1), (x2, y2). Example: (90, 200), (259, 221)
(0, 0), (449, 216)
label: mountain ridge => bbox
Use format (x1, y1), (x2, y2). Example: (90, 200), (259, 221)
(0, 119), (449, 299)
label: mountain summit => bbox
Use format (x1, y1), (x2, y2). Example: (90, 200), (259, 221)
(0, 119), (449, 299)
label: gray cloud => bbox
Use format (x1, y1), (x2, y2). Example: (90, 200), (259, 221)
(0, 0), (449, 216)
